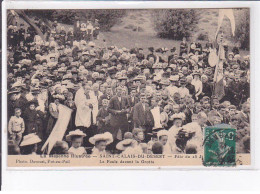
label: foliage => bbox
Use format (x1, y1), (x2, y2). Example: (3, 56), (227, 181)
(234, 9), (250, 50)
(25, 9), (126, 31)
(197, 32), (208, 41)
(152, 9), (199, 40)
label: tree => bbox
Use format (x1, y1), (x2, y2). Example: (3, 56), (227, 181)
(152, 9), (199, 40)
(234, 9), (249, 50)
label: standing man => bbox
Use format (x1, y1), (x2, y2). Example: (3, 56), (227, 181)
(133, 93), (154, 142)
(108, 87), (130, 141)
(127, 87), (139, 131)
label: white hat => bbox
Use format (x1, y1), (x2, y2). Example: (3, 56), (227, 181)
(82, 51), (89, 55)
(116, 139), (137, 151)
(157, 130), (169, 139)
(169, 75), (179, 81)
(20, 133), (42, 146)
(171, 113), (186, 121)
(66, 129), (86, 142)
(89, 132), (113, 145)
(11, 82), (25, 88)
(88, 41), (95, 47)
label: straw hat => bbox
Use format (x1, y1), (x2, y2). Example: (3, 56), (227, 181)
(66, 129), (86, 142)
(157, 130), (169, 139)
(20, 133), (42, 147)
(116, 139), (138, 151)
(89, 132), (113, 145)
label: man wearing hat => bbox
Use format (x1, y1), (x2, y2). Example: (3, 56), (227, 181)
(8, 88), (28, 120)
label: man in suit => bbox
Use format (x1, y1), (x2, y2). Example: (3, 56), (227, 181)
(127, 87), (139, 131)
(133, 93), (154, 142)
(108, 87), (130, 140)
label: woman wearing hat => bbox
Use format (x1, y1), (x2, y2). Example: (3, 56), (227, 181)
(23, 100), (41, 136)
(191, 70), (202, 101)
(168, 113), (186, 154)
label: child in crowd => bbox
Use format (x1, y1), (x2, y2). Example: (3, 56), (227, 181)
(8, 108), (25, 145)
(89, 132), (113, 155)
(116, 138), (139, 154)
(132, 128), (145, 144)
(20, 133), (42, 155)
(152, 142), (163, 154)
(66, 129), (87, 156)
(123, 132), (133, 139)
(157, 130), (171, 154)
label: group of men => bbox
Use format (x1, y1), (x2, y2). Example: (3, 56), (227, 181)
(7, 18), (250, 155)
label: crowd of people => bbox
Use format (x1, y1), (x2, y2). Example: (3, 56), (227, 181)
(7, 18), (250, 156)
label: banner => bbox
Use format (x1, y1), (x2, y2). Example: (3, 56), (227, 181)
(215, 9), (236, 38)
(41, 104), (73, 154)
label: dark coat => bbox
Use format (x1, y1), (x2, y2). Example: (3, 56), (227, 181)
(108, 96), (130, 137)
(96, 107), (110, 133)
(133, 102), (154, 130)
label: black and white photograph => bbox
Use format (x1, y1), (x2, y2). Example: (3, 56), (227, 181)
(4, 6), (251, 167)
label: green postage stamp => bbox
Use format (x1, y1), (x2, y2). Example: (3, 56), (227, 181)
(204, 124), (236, 167)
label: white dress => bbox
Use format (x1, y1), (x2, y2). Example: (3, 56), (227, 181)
(151, 106), (163, 129)
(191, 79), (202, 96)
(182, 122), (204, 154)
(168, 125), (181, 154)
(68, 146), (86, 155)
(91, 147), (107, 155)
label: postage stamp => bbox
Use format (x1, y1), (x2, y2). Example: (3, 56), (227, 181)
(203, 124), (236, 167)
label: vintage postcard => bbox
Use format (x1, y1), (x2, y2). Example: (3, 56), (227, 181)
(3, 3), (251, 168)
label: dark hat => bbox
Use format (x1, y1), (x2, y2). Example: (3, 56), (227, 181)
(41, 59), (47, 64)
(192, 70), (201, 76)
(93, 60), (102, 66)
(155, 48), (163, 53)
(8, 88), (21, 95)
(148, 47), (154, 52)
(170, 47), (176, 52)
(152, 127), (165, 133)
(31, 87), (41, 94)
(27, 100), (38, 107)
